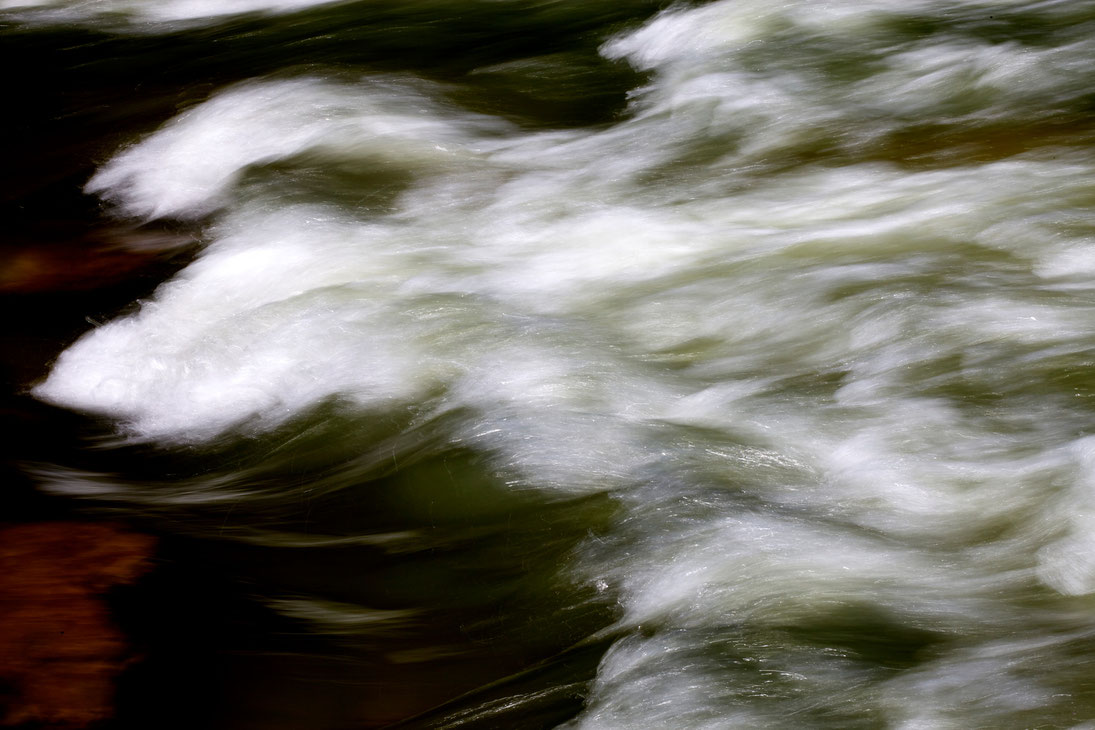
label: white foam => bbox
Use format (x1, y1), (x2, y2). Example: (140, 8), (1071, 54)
(0, 0), (349, 28)
(86, 78), (500, 221)
(603, 0), (1095, 165)
(29, 3), (1095, 725)
(35, 203), (450, 441)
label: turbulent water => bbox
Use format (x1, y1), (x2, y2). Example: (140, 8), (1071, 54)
(11, 0), (1095, 726)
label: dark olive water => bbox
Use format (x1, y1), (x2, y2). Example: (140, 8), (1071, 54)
(5, 1), (1095, 728)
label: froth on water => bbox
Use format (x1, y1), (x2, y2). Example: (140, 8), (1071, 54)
(20, 0), (1095, 726)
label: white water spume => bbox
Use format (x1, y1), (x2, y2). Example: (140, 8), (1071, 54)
(30, 0), (1095, 726)
(0, 0), (346, 28)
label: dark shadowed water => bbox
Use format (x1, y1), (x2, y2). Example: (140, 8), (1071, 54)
(5, 1), (1095, 727)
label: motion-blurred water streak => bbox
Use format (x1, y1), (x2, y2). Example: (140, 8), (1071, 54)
(8, 0), (1095, 726)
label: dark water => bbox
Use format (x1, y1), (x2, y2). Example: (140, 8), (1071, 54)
(5, 1), (1095, 728)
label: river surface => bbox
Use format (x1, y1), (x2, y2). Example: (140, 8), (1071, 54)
(5, 1), (1095, 728)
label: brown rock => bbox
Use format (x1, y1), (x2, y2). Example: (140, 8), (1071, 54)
(0, 522), (155, 728)
(0, 226), (191, 294)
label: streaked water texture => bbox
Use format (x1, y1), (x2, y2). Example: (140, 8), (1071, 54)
(18, 0), (1095, 726)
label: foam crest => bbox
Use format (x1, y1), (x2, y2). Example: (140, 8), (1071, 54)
(86, 78), (500, 221)
(603, 0), (1095, 163)
(34, 204), (451, 441)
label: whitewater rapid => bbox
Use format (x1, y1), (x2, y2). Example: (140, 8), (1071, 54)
(20, 0), (1095, 726)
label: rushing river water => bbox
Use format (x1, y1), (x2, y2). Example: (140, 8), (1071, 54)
(6, 0), (1095, 727)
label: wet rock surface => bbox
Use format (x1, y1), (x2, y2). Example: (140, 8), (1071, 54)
(0, 522), (155, 728)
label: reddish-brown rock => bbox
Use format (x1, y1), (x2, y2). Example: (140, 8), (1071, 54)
(0, 522), (155, 728)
